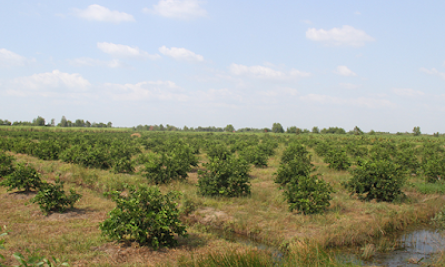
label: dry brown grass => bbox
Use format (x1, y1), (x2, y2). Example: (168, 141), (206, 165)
(1, 143), (444, 266)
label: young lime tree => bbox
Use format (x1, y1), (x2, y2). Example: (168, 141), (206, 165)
(100, 184), (187, 250)
(0, 152), (15, 178)
(275, 156), (332, 214)
(30, 177), (81, 215)
(344, 159), (406, 202)
(198, 156), (250, 197)
(0, 163), (42, 192)
(285, 174), (333, 214)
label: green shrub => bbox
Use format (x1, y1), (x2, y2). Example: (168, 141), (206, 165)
(239, 147), (268, 167)
(0, 163), (42, 192)
(324, 150), (350, 171)
(0, 232), (5, 262)
(422, 156), (445, 183)
(112, 157), (135, 174)
(394, 149), (420, 175)
(30, 178), (81, 215)
(100, 184), (187, 250)
(344, 160), (406, 202)
(0, 152), (15, 178)
(206, 144), (232, 160)
(143, 153), (190, 184)
(285, 174), (333, 214)
(281, 143), (311, 164)
(275, 160), (314, 186)
(197, 156), (250, 197)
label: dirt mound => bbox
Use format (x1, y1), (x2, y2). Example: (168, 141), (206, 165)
(189, 207), (232, 225)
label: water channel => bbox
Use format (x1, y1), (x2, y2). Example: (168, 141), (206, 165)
(214, 225), (445, 266)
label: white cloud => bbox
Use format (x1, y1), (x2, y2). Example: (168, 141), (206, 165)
(354, 11), (361, 15)
(73, 4), (135, 23)
(4, 70), (91, 97)
(97, 42), (160, 59)
(195, 88), (244, 104)
(258, 87), (299, 97)
(290, 69), (311, 77)
(420, 67), (445, 80)
(13, 70), (90, 90)
(339, 83), (361, 89)
(334, 65), (357, 76)
(306, 25), (374, 46)
(0, 48), (30, 67)
(158, 46), (204, 62)
(230, 64), (284, 79)
(104, 80), (188, 101)
(300, 94), (395, 108)
(392, 88), (425, 97)
(69, 57), (124, 68)
(229, 64), (310, 80)
(143, 0), (207, 19)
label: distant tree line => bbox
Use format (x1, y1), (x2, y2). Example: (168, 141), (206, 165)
(0, 117), (428, 136)
(0, 116), (112, 128)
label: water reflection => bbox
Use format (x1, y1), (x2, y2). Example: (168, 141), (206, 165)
(340, 228), (445, 267)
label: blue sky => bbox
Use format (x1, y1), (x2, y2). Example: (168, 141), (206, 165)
(1, 1), (445, 133)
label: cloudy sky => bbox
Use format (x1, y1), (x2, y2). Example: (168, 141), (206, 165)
(1, 1), (445, 133)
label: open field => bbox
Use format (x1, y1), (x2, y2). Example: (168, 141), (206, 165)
(1, 128), (445, 266)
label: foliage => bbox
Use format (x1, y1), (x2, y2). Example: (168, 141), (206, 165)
(11, 251), (69, 267)
(0, 152), (15, 178)
(239, 147), (268, 167)
(271, 123), (284, 133)
(413, 126), (421, 136)
(1, 233), (69, 267)
(206, 144), (231, 160)
(225, 124), (235, 132)
(275, 160), (314, 186)
(143, 152), (191, 184)
(422, 156), (445, 183)
(431, 207), (445, 228)
(0, 232), (5, 263)
(285, 174), (333, 214)
(280, 143), (311, 164)
(394, 149), (419, 175)
(344, 159), (406, 202)
(323, 150), (350, 171)
(0, 163), (42, 192)
(100, 184), (187, 250)
(30, 178), (81, 215)
(353, 126), (364, 135)
(197, 156), (250, 197)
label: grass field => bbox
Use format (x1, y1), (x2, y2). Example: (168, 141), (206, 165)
(1, 129), (445, 266)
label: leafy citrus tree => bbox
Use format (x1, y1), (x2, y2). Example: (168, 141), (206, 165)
(143, 152), (191, 184)
(198, 156), (250, 197)
(275, 160), (314, 186)
(422, 155), (445, 183)
(284, 174), (333, 214)
(0, 152), (15, 178)
(30, 177), (81, 215)
(344, 159), (406, 202)
(0, 163), (42, 192)
(323, 150), (350, 171)
(281, 143), (311, 164)
(100, 184), (187, 250)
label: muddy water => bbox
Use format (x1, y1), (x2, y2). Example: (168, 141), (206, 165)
(340, 227), (445, 266)
(214, 226), (445, 266)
